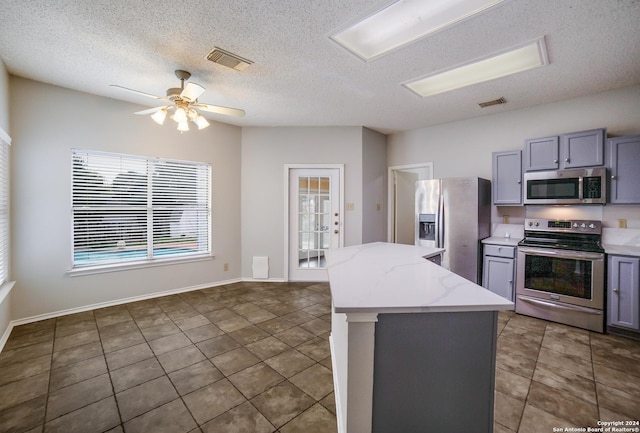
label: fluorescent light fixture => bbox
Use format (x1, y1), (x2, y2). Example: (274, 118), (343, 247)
(404, 37), (549, 97)
(331, 0), (506, 61)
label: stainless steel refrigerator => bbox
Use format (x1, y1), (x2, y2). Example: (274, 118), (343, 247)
(415, 177), (491, 284)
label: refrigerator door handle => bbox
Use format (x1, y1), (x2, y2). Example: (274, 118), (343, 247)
(437, 185), (444, 248)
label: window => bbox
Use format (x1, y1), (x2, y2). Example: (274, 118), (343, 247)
(0, 134), (9, 285)
(72, 149), (211, 269)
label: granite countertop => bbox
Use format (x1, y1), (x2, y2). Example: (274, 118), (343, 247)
(326, 242), (513, 314)
(482, 223), (524, 246)
(482, 236), (521, 247)
(602, 228), (640, 257)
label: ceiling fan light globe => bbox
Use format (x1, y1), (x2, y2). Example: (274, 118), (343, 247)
(174, 107), (188, 123)
(150, 109), (167, 125)
(195, 115), (210, 129)
(177, 121), (189, 132)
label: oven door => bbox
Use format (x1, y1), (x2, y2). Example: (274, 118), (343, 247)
(516, 246), (604, 310)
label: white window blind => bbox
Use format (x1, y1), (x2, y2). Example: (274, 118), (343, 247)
(72, 150), (211, 268)
(0, 136), (9, 285)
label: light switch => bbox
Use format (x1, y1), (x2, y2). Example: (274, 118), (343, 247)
(346, 203), (355, 211)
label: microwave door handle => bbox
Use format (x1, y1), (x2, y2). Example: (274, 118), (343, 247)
(578, 177), (584, 200)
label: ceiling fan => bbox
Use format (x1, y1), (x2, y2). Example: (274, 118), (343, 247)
(111, 70), (245, 132)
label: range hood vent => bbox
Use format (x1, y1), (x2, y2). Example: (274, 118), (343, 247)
(478, 97), (506, 108)
(206, 47), (253, 71)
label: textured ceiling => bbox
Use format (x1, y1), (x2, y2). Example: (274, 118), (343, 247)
(1, 0), (639, 134)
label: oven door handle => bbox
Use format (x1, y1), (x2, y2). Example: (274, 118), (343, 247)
(517, 295), (603, 315)
(518, 246), (604, 261)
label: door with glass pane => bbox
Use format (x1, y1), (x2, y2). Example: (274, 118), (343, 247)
(289, 168), (341, 281)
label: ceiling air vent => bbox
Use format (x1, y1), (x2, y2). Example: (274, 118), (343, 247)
(478, 97), (506, 108)
(206, 47), (253, 71)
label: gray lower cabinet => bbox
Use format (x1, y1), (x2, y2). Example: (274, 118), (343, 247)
(608, 255), (640, 332)
(524, 128), (605, 171)
(492, 150), (522, 205)
(482, 245), (516, 302)
(608, 135), (640, 204)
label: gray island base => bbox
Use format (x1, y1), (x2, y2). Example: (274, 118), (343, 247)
(326, 242), (513, 433)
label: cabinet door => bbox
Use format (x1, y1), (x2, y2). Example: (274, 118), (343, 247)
(482, 255), (515, 301)
(524, 136), (559, 171)
(608, 135), (640, 204)
(608, 255), (640, 330)
(562, 128), (605, 168)
(492, 151), (522, 205)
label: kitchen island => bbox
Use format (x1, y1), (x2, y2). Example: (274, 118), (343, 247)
(327, 242), (514, 433)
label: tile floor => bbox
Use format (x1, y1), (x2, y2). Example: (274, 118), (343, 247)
(0, 281), (639, 433)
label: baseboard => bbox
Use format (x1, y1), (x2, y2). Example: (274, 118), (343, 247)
(329, 334), (345, 433)
(7, 277), (243, 330)
(0, 321), (14, 353)
(241, 277), (286, 283)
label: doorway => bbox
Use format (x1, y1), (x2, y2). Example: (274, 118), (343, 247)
(285, 165), (343, 281)
(387, 163), (433, 244)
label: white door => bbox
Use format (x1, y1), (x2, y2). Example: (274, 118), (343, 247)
(288, 167), (341, 281)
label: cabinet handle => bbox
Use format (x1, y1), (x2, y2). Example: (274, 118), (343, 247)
(565, 158), (570, 163)
(553, 159), (558, 163)
(611, 175), (616, 180)
(517, 179), (521, 184)
(613, 288), (619, 293)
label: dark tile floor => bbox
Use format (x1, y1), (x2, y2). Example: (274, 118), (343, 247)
(1, 281), (639, 433)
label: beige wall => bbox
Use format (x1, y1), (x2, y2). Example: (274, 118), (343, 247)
(9, 77), (242, 320)
(240, 126), (366, 280)
(387, 85), (640, 228)
(362, 128), (387, 243)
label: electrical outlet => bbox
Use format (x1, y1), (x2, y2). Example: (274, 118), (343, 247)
(503, 215), (510, 224)
(376, 203), (381, 211)
(223, 263), (229, 271)
(617, 219), (627, 229)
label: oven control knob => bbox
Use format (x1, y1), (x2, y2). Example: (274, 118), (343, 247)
(534, 221), (539, 226)
(581, 223), (586, 228)
(589, 223), (596, 229)
(528, 221), (533, 226)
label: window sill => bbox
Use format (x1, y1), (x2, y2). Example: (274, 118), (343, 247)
(66, 253), (214, 277)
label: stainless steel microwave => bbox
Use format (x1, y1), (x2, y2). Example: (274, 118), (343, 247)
(523, 167), (607, 205)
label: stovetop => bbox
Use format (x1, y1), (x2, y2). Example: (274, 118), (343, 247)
(518, 218), (604, 253)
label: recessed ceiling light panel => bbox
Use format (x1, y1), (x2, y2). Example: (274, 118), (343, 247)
(403, 37), (549, 97)
(331, 0), (507, 61)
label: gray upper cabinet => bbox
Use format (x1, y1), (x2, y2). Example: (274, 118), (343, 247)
(562, 128), (605, 168)
(608, 135), (640, 204)
(524, 128), (606, 171)
(524, 136), (559, 171)
(492, 150), (522, 205)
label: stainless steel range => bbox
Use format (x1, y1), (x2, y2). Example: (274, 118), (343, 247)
(516, 218), (605, 332)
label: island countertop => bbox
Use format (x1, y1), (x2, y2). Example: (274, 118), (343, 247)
(326, 242), (514, 314)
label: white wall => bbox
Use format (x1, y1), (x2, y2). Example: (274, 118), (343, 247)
(241, 126), (367, 280)
(388, 85), (640, 228)
(0, 59), (10, 345)
(362, 128), (387, 244)
(9, 77), (242, 320)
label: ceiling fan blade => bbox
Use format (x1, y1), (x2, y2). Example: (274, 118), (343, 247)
(180, 82), (206, 102)
(193, 103), (245, 117)
(110, 84), (170, 102)
(134, 106), (170, 115)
